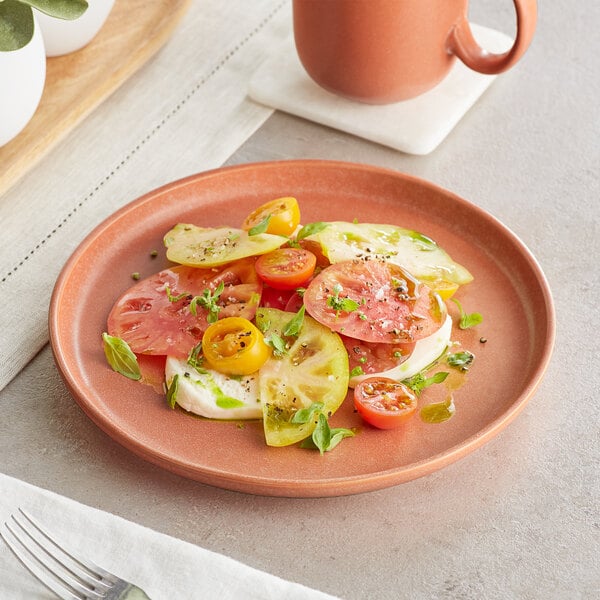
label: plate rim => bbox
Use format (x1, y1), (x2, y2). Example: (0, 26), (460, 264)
(49, 159), (556, 497)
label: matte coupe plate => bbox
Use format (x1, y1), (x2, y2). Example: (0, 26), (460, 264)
(49, 160), (555, 497)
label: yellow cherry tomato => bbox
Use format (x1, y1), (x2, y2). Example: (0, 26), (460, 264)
(421, 278), (459, 300)
(242, 197), (301, 237)
(202, 317), (271, 375)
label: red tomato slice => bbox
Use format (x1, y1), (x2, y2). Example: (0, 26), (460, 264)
(353, 377), (417, 429)
(260, 285), (295, 309)
(284, 289), (305, 313)
(136, 354), (167, 394)
(255, 247), (317, 290)
(107, 258), (261, 358)
(303, 259), (446, 343)
(342, 336), (415, 375)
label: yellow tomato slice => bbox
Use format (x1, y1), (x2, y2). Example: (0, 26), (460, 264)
(305, 221), (473, 286)
(242, 197), (301, 237)
(164, 224), (287, 267)
(255, 307), (349, 447)
(202, 317), (271, 376)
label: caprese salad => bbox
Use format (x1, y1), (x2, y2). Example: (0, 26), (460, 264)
(103, 197), (481, 453)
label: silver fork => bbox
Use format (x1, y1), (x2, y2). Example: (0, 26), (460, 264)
(0, 508), (151, 599)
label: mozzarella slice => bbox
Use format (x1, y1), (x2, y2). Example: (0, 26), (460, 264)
(165, 357), (262, 420)
(348, 315), (452, 387)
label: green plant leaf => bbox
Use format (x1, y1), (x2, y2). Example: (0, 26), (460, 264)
(248, 215), (271, 236)
(447, 350), (475, 371)
(403, 370), (448, 395)
(166, 374), (179, 409)
(102, 333), (141, 381)
(282, 305), (305, 337)
(451, 298), (483, 329)
(290, 401), (323, 424)
(295, 221), (328, 242)
(0, 1), (34, 51)
(0, 0), (88, 51)
(22, 0), (88, 20)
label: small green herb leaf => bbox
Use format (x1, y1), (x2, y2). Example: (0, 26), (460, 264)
(327, 283), (359, 313)
(164, 285), (189, 303)
(403, 371), (449, 395)
(102, 333), (141, 381)
(248, 215), (271, 236)
(350, 366), (364, 378)
(291, 401), (324, 424)
(447, 350), (475, 371)
(309, 413), (354, 455)
(190, 281), (225, 323)
(282, 305), (306, 337)
(187, 343), (208, 374)
(166, 374), (179, 409)
(452, 298), (483, 329)
(265, 333), (287, 356)
(216, 396), (245, 409)
(296, 221), (328, 242)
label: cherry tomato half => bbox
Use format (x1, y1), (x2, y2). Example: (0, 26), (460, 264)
(260, 285), (296, 310)
(353, 377), (417, 429)
(202, 317), (271, 375)
(255, 247), (317, 290)
(242, 197), (301, 237)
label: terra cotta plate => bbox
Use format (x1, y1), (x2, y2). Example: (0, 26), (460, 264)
(49, 160), (555, 497)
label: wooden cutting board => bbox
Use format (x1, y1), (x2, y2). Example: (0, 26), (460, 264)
(0, 0), (191, 197)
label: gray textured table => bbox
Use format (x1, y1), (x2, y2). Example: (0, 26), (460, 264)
(0, 2), (598, 598)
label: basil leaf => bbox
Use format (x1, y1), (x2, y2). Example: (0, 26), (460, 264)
(311, 413), (331, 455)
(452, 298), (483, 329)
(265, 333), (287, 356)
(248, 215), (271, 235)
(327, 427), (355, 451)
(447, 351), (475, 371)
(102, 333), (141, 381)
(282, 305), (306, 337)
(291, 401), (324, 424)
(304, 413), (354, 454)
(166, 374), (179, 409)
(403, 371), (448, 395)
(296, 221), (328, 242)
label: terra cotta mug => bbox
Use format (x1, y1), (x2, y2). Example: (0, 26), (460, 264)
(293, 0), (537, 104)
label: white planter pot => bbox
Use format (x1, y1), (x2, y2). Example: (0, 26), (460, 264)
(36, 0), (115, 57)
(0, 17), (46, 148)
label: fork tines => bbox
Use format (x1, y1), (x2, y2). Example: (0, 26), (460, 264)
(0, 508), (117, 600)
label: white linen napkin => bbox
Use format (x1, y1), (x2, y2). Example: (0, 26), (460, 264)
(0, 0), (291, 391)
(0, 473), (339, 599)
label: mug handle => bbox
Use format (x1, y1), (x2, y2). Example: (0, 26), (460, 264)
(448, 0), (537, 74)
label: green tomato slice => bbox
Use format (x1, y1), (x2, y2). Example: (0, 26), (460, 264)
(304, 222), (473, 286)
(164, 224), (287, 267)
(255, 307), (349, 447)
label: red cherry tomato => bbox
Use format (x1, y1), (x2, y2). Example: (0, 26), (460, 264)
(255, 247), (317, 290)
(353, 377), (417, 429)
(260, 285), (295, 309)
(303, 259), (446, 344)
